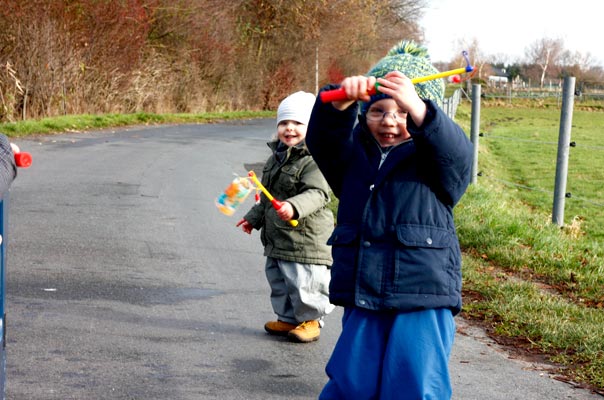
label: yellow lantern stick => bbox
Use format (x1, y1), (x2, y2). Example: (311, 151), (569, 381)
(411, 66), (471, 84)
(248, 171), (299, 227)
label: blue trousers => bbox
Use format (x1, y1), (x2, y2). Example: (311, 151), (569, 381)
(319, 307), (455, 400)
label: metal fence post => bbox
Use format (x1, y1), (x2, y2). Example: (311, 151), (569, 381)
(552, 76), (575, 226)
(470, 84), (481, 184)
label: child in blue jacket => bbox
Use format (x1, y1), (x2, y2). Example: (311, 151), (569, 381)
(306, 41), (473, 399)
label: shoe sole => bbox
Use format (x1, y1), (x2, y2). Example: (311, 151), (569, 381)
(287, 333), (320, 343)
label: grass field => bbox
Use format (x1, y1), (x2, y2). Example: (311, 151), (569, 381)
(464, 103), (604, 239)
(1, 98), (603, 392)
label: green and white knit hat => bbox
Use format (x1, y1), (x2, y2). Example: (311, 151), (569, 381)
(361, 40), (444, 113)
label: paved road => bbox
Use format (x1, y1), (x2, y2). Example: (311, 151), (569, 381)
(5, 120), (602, 399)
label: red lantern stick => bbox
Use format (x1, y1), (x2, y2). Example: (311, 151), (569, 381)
(10, 143), (32, 168)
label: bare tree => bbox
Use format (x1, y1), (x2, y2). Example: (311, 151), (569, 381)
(525, 37), (564, 88)
(234, 0), (425, 109)
(559, 49), (604, 93)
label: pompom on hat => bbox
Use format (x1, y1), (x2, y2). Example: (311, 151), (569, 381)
(277, 91), (316, 126)
(361, 40), (445, 114)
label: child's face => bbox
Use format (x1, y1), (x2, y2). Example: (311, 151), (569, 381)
(277, 120), (307, 147)
(365, 98), (411, 147)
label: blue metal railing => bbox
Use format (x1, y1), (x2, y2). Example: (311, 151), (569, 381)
(0, 195), (8, 398)
(0, 141), (31, 399)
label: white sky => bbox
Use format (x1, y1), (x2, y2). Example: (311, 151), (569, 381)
(420, 0), (603, 65)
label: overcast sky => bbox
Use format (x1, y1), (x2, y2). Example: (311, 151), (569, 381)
(420, 0), (602, 65)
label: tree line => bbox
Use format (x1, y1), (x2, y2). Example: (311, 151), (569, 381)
(453, 37), (604, 90)
(0, 0), (425, 122)
(2, 1), (600, 123)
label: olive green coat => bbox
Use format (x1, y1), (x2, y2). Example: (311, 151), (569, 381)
(244, 141), (334, 266)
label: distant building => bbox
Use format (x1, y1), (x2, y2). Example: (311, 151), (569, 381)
(488, 67), (509, 87)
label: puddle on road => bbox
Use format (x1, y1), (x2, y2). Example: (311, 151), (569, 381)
(10, 277), (224, 306)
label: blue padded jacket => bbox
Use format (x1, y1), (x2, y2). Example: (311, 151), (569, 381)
(306, 90), (473, 315)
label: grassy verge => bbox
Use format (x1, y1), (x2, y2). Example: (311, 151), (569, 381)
(456, 184), (604, 390)
(0, 111), (275, 137)
(454, 101), (604, 392)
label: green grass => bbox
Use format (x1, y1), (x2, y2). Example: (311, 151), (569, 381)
(454, 101), (604, 391)
(2, 102), (603, 391)
(461, 104), (604, 240)
(0, 111), (275, 136)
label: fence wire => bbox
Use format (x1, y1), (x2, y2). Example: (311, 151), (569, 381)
(478, 133), (604, 209)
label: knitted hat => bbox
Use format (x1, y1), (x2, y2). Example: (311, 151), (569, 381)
(361, 40), (444, 114)
(277, 91), (316, 126)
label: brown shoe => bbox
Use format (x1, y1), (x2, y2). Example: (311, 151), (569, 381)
(288, 320), (320, 343)
(264, 320), (297, 336)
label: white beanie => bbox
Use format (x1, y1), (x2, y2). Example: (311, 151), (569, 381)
(277, 91), (316, 126)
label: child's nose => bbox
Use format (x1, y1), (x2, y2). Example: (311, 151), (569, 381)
(382, 112), (397, 123)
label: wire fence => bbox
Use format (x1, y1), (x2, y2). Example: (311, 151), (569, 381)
(477, 133), (604, 208)
(480, 79), (604, 103)
(465, 80), (604, 235)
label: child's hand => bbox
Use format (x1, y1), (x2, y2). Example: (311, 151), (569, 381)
(332, 75), (377, 110)
(236, 218), (253, 234)
(376, 71), (427, 126)
(276, 201), (295, 221)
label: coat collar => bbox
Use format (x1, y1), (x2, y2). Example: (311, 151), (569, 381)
(267, 140), (310, 156)
(357, 125), (416, 189)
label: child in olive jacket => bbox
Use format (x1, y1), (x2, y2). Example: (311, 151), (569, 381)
(306, 41), (473, 399)
(237, 91), (335, 343)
